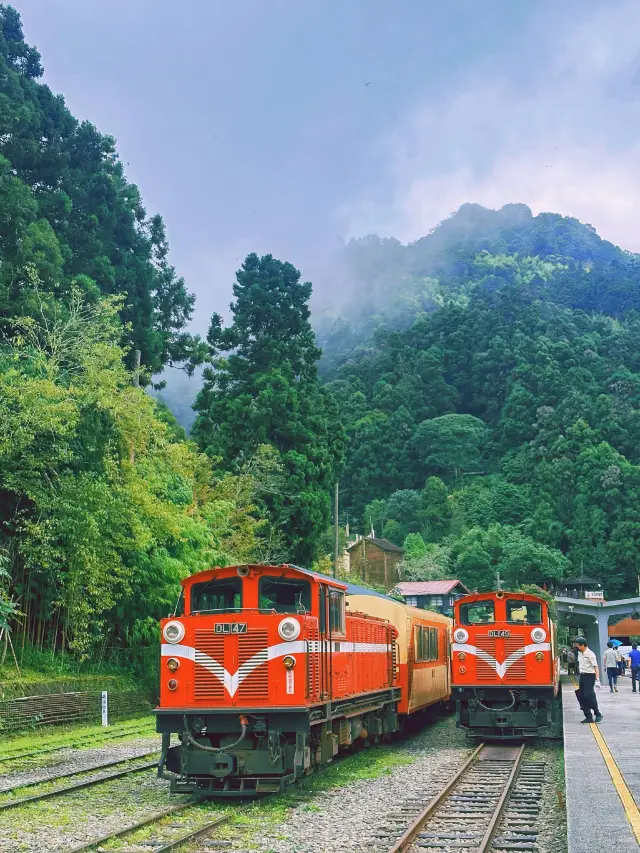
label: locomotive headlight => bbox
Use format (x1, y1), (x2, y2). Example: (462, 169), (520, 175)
(167, 679), (178, 691)
(163, 621), (185, 644)
(166, 658), (180, 672)
(458, 666), (467, 674)
(278, 617), (300, 641)
(282, 655), (296, 669)
(531, 628), (547, 644)
(453, 628), (469, 644)
(535, 652), (544, 662)
(458, 652), (466, 661)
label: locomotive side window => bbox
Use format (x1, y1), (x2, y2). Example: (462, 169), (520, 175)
(415, 626), (439, 661)
(459, 601), (495, 624)
(328, 588), (346, 634)
(191, 578), (242, 613)
(259, 577), (311, 614)
(506, 600), (543, 624)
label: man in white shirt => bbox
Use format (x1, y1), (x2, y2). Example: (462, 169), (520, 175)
(575, 637), (603, 723)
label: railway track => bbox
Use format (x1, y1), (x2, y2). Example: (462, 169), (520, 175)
(67, 803), (232, 853)
(0, 750), (159, 811)
(379, 742), (544, 852)
(0, 721), (153, 765)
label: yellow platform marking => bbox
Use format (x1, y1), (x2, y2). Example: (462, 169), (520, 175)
(589, 724), (640, 844)
(568, 676), (640, 843)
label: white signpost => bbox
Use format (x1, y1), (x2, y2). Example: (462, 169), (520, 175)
(585, 590), (604, 600)
(101, 691), (109, 727)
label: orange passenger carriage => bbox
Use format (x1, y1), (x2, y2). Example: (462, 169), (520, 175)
(451, 591), (562, 739)
(155, 564), (402, 797)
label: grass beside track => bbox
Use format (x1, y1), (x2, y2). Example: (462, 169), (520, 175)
(0, 715), (156, 757)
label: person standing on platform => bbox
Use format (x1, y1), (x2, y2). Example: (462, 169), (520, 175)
(603, 642), (619, 692)
(630, 642), (640, 693)
(616, 646), (625, 676)
(567, 646), (577, 675)
(575, 637), (603, 723)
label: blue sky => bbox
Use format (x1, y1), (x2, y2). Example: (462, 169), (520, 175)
(15, 0), (640, 329)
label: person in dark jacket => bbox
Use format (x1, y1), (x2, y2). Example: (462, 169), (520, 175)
(574, 637), (603, 723)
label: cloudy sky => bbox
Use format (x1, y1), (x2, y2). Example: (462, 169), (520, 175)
(16, 0), (640, 329)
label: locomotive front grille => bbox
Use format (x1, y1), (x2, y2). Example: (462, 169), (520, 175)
(476, 636), (497, 679)
(194, 632), (225, 698)
(503, 636), (527, 680)
(237, 631), (269, 700)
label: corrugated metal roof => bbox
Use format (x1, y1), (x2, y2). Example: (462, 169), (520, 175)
(347, 537), (404, 553)
(394, 580), (470, 595)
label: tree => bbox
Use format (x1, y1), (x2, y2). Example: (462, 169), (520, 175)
(0, 7), (197, 375)
(413, 414), (489, 482)
(192, 254), (345, 564)
(403, 533), (427, 561)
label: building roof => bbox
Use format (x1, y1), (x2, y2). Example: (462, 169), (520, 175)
(563, 575), (601, 587)
(609, 617), (640, 637)
(347, 537), (404, 554)
(394, 580), (470, 596)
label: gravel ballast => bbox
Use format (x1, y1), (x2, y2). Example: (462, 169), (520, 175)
(245, 714), (473, 853)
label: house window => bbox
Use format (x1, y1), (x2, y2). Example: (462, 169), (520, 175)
(406, 596), (418, 607)
(432, 596), (443, 608)
(415, 626), (439, 662)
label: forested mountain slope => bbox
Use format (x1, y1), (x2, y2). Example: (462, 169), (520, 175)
(324, 204), (640, 598)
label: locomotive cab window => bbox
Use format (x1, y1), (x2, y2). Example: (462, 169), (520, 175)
(259, 576), (311, 614)
(328, 588), (346, 634)
(506, 600), (543, 624)
(459, 601), (495, 625)
(191, 578), (242, 614)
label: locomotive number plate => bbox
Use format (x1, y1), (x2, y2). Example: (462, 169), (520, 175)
(214, 623), (247, 634)
(488, 630), (511, 638)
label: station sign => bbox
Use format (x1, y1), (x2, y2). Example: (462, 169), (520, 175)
(585, 590), (604, 600)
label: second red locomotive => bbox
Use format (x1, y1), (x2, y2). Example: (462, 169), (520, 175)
(451, 590), (562, 739)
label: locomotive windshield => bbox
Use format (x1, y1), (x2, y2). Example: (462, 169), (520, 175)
(259, 576), (311, 613)
(191, 578), (242, 613)
(459, 601), (495, 624)
(506, 600), (543, 624)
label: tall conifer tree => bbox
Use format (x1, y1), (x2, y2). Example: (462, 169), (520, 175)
(193, 253), (344, 564)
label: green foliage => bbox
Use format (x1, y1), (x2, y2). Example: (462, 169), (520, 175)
(403, 533), (427, 561)
(0, 294), (265, 658)
(0, 5), (197, 374)
(326, 203), (640, 598)
(193, 253), (345, 564)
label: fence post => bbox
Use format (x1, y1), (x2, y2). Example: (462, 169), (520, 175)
(101, 691), (109, 727)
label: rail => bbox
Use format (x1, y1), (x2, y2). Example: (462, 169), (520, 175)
(384, 742), (543, 853)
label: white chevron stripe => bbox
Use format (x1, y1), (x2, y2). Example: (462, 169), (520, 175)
(452, 642), (551, 679)
(161, 640), (392, 697)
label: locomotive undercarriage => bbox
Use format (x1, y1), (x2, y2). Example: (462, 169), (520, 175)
(455, 686), (563, 740)
(156, 688), (400, 798)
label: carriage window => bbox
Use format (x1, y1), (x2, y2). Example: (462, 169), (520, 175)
(506, 600), (543, 624)
(191, 578), (242, 614)
(329, 589), (346, 634)
(259, 577), (311, 614)
(415, 626), (439, 662)
(459, 601), (495, 624)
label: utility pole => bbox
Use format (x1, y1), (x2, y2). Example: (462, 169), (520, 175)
(496, 569), (502, 591)
(333, 481), (339, 578)
(132, 349), (141, 388)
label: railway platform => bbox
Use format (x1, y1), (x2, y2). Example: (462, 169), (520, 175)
(562, 673), (640, 851)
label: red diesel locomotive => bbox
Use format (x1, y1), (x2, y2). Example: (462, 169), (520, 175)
(155, 563), (451, 797)
(451, 590), (562, 739)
